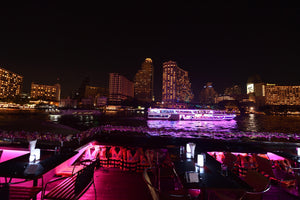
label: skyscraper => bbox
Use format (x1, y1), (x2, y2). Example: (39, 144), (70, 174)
(109, 73), (134, 103)
(162, 61), (193, 104)
(199, 82), (217, 105)
(0, 67), (23, 99)
(134, 58), (154, 102)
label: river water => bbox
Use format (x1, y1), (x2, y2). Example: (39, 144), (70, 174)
(1, 111), (300, 134)
(54, 113), (300, 134)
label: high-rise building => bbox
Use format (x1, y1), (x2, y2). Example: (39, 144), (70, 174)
(134, 58), (154, 102)
(199, 82), (218, 104)
(162, 61), (193, 104)
(224, 85), (242, 96)
(109, 73), (134, 103)
(30, 83), (61, 102)
(84, 86), (108, 99)
(265, 84), (300, 105)
(81, 85), (108, 108)
(0, 67), (23, 99)
(76, 77), (90, 100)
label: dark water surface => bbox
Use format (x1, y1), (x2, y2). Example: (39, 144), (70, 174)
(56, 113), (300, 134)
(1, 111), (300, 134)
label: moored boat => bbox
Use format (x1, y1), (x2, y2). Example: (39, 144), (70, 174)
(148, 108), (236, 121)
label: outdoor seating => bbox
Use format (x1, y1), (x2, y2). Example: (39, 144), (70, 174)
(42, 159), (98, 200)
(254, 155), (296, 188)
(0, 180), (43, 200)
(238, 154), (258, 178)
(222, 152), (238, 171)
(242, 169), (271, 200)
(96, 145), (152, 172)
(143, 167), (191, 200)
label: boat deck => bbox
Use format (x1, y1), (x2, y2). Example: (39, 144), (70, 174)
(0, 166), (299, 200)
(80, 167), (152, 200)
(81, 167), (299, 200)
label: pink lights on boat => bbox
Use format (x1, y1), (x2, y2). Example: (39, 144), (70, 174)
(148, 108), (236, 121)
(147, 119), (237, 132)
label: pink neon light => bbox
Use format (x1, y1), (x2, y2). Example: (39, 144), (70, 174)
(0, 149), (29, 163)
(208, 151), (286, 162)
(266, 152), (285, 161)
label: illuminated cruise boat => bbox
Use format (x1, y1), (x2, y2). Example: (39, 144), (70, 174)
(148, 108), (236, 121)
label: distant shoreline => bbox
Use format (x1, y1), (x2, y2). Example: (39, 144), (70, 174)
(0, 108), (46, 114)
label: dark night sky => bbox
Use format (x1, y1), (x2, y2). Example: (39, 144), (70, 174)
(0, 1), (300, 101)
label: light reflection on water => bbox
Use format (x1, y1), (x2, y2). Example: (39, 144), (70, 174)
(147, 119), (238, 132)
(147, 114), (300, 134)
(245, 114), (258, 132)
(46, 112), (300, 134)
(49, 114), (61, 122)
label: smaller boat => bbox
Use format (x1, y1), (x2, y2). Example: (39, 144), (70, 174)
(147, 108), (236, 121)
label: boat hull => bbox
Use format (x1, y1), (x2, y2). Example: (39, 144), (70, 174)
(148, 108), (236, 121)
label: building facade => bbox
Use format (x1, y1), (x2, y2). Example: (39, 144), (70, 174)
(30, 83), (61, 102)
(109, 73), (134, 103)
(134, 58), (154, 102)
(0, 67), (23, 99)
(265, 84), (300, 105)
(84, 85), (108, 99)
(60, 97), (78, 108)
(199, 82), (218, 104)
(162, 61), (193, 104)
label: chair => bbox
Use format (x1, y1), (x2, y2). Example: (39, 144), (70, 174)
(238, 155), (258, 178)
(143, 167), (192, 200)
(254, 155), (296, 188)
(242, 170), (271, 200)
(42, 159), (98, 200)
(223, 152), (238, 171)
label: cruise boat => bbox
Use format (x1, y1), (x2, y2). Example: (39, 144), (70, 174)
(148, 108), (236, 121)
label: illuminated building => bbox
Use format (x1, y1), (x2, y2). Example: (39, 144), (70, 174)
(81, 85), (109, 107)
(162, 61), (193, 105)
(224, 85), (241, 96)
(0, 67), (23, 99)
(30, 83), (61, 102)
(84, 85), (108, 99)
(199, 82), (218, 104)
(134, 58), (154, 102)
(109, 73), (134, 103)
(265, 84), (300, 105)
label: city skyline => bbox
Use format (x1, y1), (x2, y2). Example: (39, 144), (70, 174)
(1, 2), (300, 100)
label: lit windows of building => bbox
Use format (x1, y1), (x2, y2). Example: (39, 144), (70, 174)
(265, 84), (300, 105)
(0, 67), (23, 99)
(30, 83), (61, 102)
(109, 73), (134, 104)
(134, 58), (154, 102)
(162, 61), (193, 105)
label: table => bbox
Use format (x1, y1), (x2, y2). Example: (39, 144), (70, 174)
(0, 149), (76, 199)
(173, 153), (252, 199)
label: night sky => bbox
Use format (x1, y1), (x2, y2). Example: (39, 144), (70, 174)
(0, 1), (300, 101)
